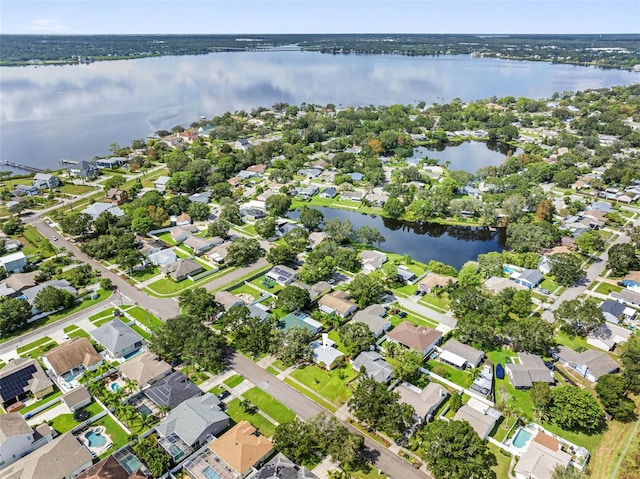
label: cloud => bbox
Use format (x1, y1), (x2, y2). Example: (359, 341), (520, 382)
(28, 18), (67, 32)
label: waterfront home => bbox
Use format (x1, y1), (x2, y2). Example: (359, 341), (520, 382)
(32, 173), (60, 190)
(319, 187), (338, 199)
(340, 190), (365, 202)
(418, 272), (458, 293)
(68, 160), (99, 179)
(510, 268), (543, 289)
(95, 157), (127, 168)
(360, 250), (387, 273)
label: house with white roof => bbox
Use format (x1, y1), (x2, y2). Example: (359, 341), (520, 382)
(154, 176), (171, 192)
(587, 322), (632, 351)
(266, 265), (297, 285)
(439, 339), (484, 369)
(0, 252), (27, 274)
(310, 334), (344, 370)
(147, 248), (178, 267)
(81, 202), (125, 220)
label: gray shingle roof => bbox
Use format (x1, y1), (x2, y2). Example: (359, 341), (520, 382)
(90, 320), (144, 357)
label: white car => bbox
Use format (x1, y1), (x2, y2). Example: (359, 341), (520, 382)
(51, 236), (58, 241)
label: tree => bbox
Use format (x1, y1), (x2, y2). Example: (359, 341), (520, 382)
(339, 321), (376, 357)
(266, 244), (296, 265)
(1, 219), (23, 236)
(457, 262), (482, 288)
(607, 243), (639, 277)
(178, 288), (221, 321)
(418, 420), (497, 479)
(226, 238), (264, 266)
(574, 230), (605, 255)
(383, 197), (405, 219)
(283, 227), (310, 252)
(348, 273), (385, 308)
(272, 418), (316, 465)
(551, 466), (588, 479)
(506, 221), (560, 253)
(265, 194), (292, 216)
(535, 199), (554, 223)
(132, 436), (171, 478)
(478, 252), (504, 278)
(299, 207), (324, 230)
(276, 286), (310, 313)
(187, 201), (210, 221)
(277, 326), (314, 366)
(356, 226), (385, 246)
(502, 194), (527, 222)
(595, 374), (636, 422)
(621, 334), (640, 393)
(207, 219), (229, 238)
(59, 212), (93, 236)
(554, 299), (604, 336)
(234, 316), (280, 357)
(530, 382), (552, 420)
(116, 249), (144, 275)
(33, 286), (75, 312)
(219, 201), (242, 225)
(130, 214), (155, 235)
(93, 211), (119, 236)
(103, 175), (126, 191)
(323, 218), (354, 243)
(99, 278), (113, 290)
(549, 253), (584, 287)
(393, 348), (424, 383)
(0, 297), (31, 336)
(549, 385), (605, 433)
(254, 216), (277, 239)
(505, 316), (554, 355)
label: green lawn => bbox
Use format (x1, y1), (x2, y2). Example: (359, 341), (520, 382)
(208, 385), (226, 396)
(594, 282), (624, 295)
(97, 414), (130, 458)
(226, 398), (277, 438)
(425, 360), (474, 388)
(388, 311), (439, 329)
(283, 377), (337, 412)
(130, 324), (151, 340)
(418, 293), (450, 312)
(22, 225), (56, 259)
(125, 306), (163, 330)
(540, 421), (603, 453)
(50, 401), (104, 433)
(224, 374), (245, 389)
(242, 387), (296, 424)
(486, 349), (535, 420)
(555, 331), (590, 352)
(63, 325), (90, 338)
(230, 283), (263, 300)
(539, 278), (562, 293)
(88, 307), (122, 323)
(59, 184), (96, 195)
(48, 290), (113, 322)
(130, 265), (160, 282)
(288, 363), (357, 405)
(489, 444), (512, 479)
(145, 266), (231, 296)
(249, 275), (283, 294)
(157, 233), (177, 245)
(17, 336), (55, 354)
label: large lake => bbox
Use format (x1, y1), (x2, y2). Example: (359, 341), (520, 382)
(289, 206), (505, 269)
(1, 51), (638, 171)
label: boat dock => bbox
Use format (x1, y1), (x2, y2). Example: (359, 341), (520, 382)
(2, 160), (45, 173)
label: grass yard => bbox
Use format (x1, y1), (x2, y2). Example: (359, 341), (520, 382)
(242, 387), (296, 424)
(426, 360), (474, 388)
(288, 363), (357, 405)
(418, 293), (450, 312)
(130, 265), (160, 282)
(249, 275), (283, 294)
(156, 233), (177, 245)
(208, 385), (226, 396)
(226, 398), (277, 438)
(130, 324), (151, 340)
(59, 184), (95, 195)
(224, 374), (245, 389)
(539, 278), (562, 293)
(50, 401), (104, 433)
(19, 389), (63, 414)
(63, 325), (90, 338)
(97, 414), (130, 458)
(88, 306), (122, 324)
(22, 225), (56, 259)
(16, 336), (55, 354)
(230, 283), (263, 300)
(486, 349), (537, 420)
(554, 331), (590, 352)
(489, 443), (512, 479)
(594, 282), (624, 295)
(125, 306), (163, 330)
(283, 378), (337, 413)
(388, 311), (439, 329)
(48, 289), (112, 322)
(144, 265), (231, 296)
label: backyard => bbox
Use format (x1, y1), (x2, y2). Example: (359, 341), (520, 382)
(288, 363), (357, 406)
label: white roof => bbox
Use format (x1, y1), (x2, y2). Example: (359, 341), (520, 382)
(0, 251), (27, 264)
(439, 349), (467, 368)
(155, 176), (171, 185)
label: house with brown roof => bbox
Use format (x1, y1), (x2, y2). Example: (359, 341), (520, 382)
(318, 291), (358, 318)
(61, 385), (91, 412)
(41, 337), (102, 383)
(118, 351), (172, 390)
(208, 421), (274, 477)
(0, 358), (53, 409)
(215, 291), (245, 311)
(74, 456), (146, 479)
(105, 188), (128, 206)
(418, 272), (458, 293)
(246, 164), (267, 174)
(385, 321), (442, 357)
(176, 212), (192, 226)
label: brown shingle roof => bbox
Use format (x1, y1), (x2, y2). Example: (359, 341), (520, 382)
(385, 321), (442, 352)
(208, 421), (273, 475)
(419, 272), (458, 290)
(318, 292), (357, 316)
(533, 431), (561, 452)
(42, 337), (102, 377)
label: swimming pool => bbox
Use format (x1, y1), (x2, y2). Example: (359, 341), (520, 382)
(85, 430), (107, 448)
(137, 404), (152, 416)
(110, 383), (121, 392)
(203, 466), (221, 479)
(512, 428), (533, 448)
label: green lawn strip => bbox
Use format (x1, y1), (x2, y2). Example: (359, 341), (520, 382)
(266, 366), (280, 375)
(88, 307), (122, 323)
(226, 398), (276, 438)
(389, 311), (438, 329)
(242, 387), (296, 424)
(327, 330), (347, 355)
(229, 283), (263, 300)
(157, 233), (177, 246)
(594, 282), (624, 295)
(425, 360), (474, 388)
(486, 350), (535, 420)
(540, 421), (603, 453)
(288, 363), (356, 405)
(97, 414), (130, 458)
(270, 359), (287, 372)
(130, 324), (151, 340)
(208, 385), (226, 396)
(283, 378), (337, 413)
(249, 275), (283, 295)
(19, 389), (63, 415)
(64, 326), (90, 338)
(130, 266), (160, 282)
(17, 336), (55, 354)
(125, 306), (163, 330)
(539, 278), (561, 293)
(418, 293), (450, 312)
(223, 374), (245, 389)
(59, 184), (95, 195)
(555, 331), (591, 352)
(94, 316), (119, 327)
(47, 290), (113, 322)
(392, 283), (417, 297)
(22, 225), (56, 258)
(144, 266), (237, 296)
(489, 443), (513, 479)
(50, 401), (104, 433)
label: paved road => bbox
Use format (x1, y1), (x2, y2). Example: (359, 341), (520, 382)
(398, 298), (457, 329)
(231, 353), (431, 479)
(25, 218), (181, 320)
(203, 259), (269, 292)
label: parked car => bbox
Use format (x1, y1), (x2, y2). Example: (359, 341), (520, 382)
(398, 311), (407, 318)
(217, 390), (231, 400)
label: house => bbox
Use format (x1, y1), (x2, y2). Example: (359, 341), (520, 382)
(75, 455), (146, 479)
(296, 185), (319, 199)
(60, 385), (92, 412)
(396, 266), (417, 283)
(483, 276), (527, 294)
(0, 358), (54, 409)
(396, 382), (448, 422)
(32, 173), (60, 190)
(208, 242), (231, 264)
(154, 176), (171, 192)
(14, 185), (40, 197)
(278, 311), (323, 335)
(136, 237), (165, 256)
(553, 346), (619, 382)
(310, 333), (344, 370)
(418, 272), (458, 293)
(366, 193), (389, 207)
(234, 138), (252, 151)
(340, 190), (365, 202)
(351, 351), (394, 383)
(250, 453), (319, 479)
(275, 223), (298, 238)
(21, 279), (78, 312)
(175, 212), (192, 226)
(183, 236), (216, 255)
(81, 202), (125, 220)
(440, 339), (484, 369)
(188, 191), (212, 204)
(513, 440), (571, 479)
(118, 351), (172, 390)
(0, 252), (27, 274)
(215, 291), (245, 311)
(349, 172), (365, 182)
(0, 413), (53, 471)
(622, 271), (640, 289)
(511, 269), (544, 289)
(506, 353), (554, 389)
(90, 320), (145, 360)
(0, 432), (93, 479)
(351, 304), (391, 337)
(105, 188), (128, 206)
(95, 157), (127, 168)
(247, 303), (271, 322)
(612, 288), (640, 307)
(240, 207), (266, 221)
(162, 259), (204, 281)
(147, 248), (178, 267)
(246, 164), (267, 175)
(587, 322), (632, 351)
(470, 365), (493, 396)
(266, 265), (297, 286)
(319, 187), (338, 199)
(144, 371), (202, 410)
(156, 393), (229, 461)
(298, 168), (323, 179)
(41, 337), (102, 384)
(453, 404), (500, 439)
(2, 240), (22, 254)
(318, 291), (358, 318)
(360, 250), (387, 273)
(169, 225), (199, 243)
(385, 322), (442, 356)
(256, 190), (277, 202)
(207, 421), (273, 477)
(68, 160), (100, 179)
(600, 299), (635, 324)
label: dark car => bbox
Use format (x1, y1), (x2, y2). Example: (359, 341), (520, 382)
(398, 311), (408, 318)
(217, 390), (231, 400)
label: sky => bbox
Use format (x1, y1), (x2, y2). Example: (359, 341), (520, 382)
(1, 0), (639, 35)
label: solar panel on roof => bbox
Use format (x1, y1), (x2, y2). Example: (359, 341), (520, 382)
(0, 364), (37, 402)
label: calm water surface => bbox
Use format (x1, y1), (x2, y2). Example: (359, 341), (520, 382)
(289, 206), (505, 269)
(1, 51), (638, 171)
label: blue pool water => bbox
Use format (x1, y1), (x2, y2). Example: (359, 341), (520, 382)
(85, 430), (107, 448)
(110, 383), (121, 392)
(512, 428), (533, 448)
(120, 455), (142, 473)
(203, 466), (221, 479)
(137, 404), (152, 417)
